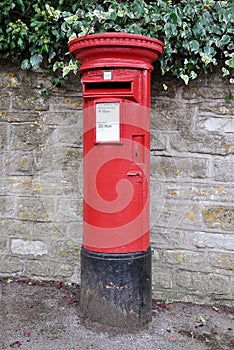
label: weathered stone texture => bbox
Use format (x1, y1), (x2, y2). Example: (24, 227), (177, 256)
(4, 151), (35, 175)
(0, 60), (233, 306)
(9, 123), (43, 151)
(11, 239), (48, 256)
(25, 260), (73, 278)
(202, 206), (234, 231)
(169, 131), (234, 155)
(198, 116), (234, 133)
(213, 157), (234, 182)
(0, 123), (7, 149)
(151, 155), (207, 179)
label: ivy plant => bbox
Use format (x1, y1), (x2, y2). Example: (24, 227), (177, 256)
(0, 0), (233, 84)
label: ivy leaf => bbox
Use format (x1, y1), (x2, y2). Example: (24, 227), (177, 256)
(181, 74), (189, 85)
(220, 34), (231, 46)
(225, 57), (234, 69)
(21, 59), (30, 70)
(17, 38), (24, 49)
(48, 51), (56, 63)
(197, 315), (206, 324)
(164, 22), (177, 37)
(63, 66), (70, 77)
(30, 54), (43, 70)
(190, 71), (197, 80)
(45, 4), (54, 17)
(222, 67), (230, 76)
(53, 61), (64, 71)
(64, 15), (78, 25)
(190, 40), (199, 52)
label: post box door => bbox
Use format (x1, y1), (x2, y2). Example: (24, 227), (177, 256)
(83, 100), (150, 253)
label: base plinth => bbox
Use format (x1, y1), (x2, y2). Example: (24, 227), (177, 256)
(80, 246), (152, 330)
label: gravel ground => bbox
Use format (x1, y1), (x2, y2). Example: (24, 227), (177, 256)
(0, 279), (233, 350)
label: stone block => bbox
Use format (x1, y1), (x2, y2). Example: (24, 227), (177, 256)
(25, 260), (73, 278)
(0, 218), (33, 238)
(169, 131), (234, 155)
(60, 169), (83, 196)
(11, 94), (49, 111)
(16, 196), (55, 222)
(49, 96), (82, 112)
(150, 181), (167, 223)
(62, 146), (83, 167)
(2, 176), (33, 195)
(34, 174), (69, 196)
(165, 183), (233, 203)
(0, 237), (8, 253)
(37, 147), (72, 172)
(4, 151), (35, 175)
(175, 270), (193, 290)
(191, 272), (212, 294)
(193, 232), (234, 251)
(151, 100), (194, 131)
(213, 157), (234, 182)
(152, 268), (173, 290)
(2, 111), (40, 123)
(57, 197), (82, 222)
(66, 222), (83, 244)
(0, 196), (15, 218)
(199, 100), (234, 115)
(0, 123), (7, 149)
(53, 125), (82, 147)
(197, 116), (234, 133)
(202, 206), (234, 231)
(0, 91), (11, 110)
(0, 257), (24, 274)
(182, 85), (231, 100)
(209, 252), (234, 271)
(152, 199), (204, 232)
(9, 123), (42, 151)
(43, 111), (80, 126)
(151, 228), (185, 249)
(150, 130), (167, 151)
(151, 155), (207, 180)
(0, 71), (19, 89)
(33, 222), (67, 241)
(11, 239), (48, 256)
(209, 274), (232, 295)
(163, 250), (206, 272)
(190, 272), (232, 296)
(53, 241), (81, 261)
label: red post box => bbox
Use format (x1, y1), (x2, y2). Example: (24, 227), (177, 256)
(68, 33), (163, 329)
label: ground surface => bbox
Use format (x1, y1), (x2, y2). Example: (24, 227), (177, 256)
(0, 279), (233, 350)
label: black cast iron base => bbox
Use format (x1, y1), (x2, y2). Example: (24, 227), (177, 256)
(80, 246), (152, 330)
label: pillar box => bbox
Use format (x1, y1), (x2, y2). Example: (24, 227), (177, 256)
(68, 32), (163, 330)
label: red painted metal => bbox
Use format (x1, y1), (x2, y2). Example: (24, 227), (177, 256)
(69, 33), (163, 253)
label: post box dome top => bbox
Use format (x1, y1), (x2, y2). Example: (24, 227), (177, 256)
(68, 32), (164, 71)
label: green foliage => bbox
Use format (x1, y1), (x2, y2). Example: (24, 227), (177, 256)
(0, 0), (233, 84)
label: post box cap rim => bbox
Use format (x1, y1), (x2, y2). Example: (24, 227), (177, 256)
(68, 32), (164, 52)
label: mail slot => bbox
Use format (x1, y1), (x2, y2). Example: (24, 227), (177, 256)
(68, 32), (164, 330)
(84, 81), (132, 93)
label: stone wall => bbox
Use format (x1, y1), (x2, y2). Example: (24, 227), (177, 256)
(0, 60), (233, 306)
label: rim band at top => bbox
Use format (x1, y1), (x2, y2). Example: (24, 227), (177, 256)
(68, 32), (164, 72)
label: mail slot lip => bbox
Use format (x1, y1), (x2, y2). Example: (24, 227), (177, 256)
(82, 75), (141, 102)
